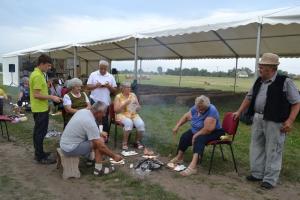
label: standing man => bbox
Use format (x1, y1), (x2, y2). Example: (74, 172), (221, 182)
(87, 60), (117, 132)
(30, 54), (61, 164)
(233, 53), (300, 189)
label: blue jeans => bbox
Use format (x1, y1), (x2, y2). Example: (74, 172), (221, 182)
(178, 129), (225, 155)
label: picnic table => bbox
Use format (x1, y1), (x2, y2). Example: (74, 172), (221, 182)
(0, 115), (12, 141)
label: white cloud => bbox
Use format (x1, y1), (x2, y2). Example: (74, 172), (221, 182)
(0, 14), (178, 55)
(1, 7), (300, 74)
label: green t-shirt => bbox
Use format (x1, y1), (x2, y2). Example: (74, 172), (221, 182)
(29, 67), (49, 112)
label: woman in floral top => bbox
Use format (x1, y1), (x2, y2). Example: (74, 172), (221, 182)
(114, 82), (145, 150)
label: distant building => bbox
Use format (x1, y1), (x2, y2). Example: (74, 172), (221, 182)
(237, 70), (249, 78)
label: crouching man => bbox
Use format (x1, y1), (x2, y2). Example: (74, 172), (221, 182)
(60, 101), (122, 176)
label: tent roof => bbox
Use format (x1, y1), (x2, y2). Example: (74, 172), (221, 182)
(2, 7), (300, 60)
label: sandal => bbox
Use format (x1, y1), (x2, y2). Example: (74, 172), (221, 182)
(136, 141), (144, 149)
(93, 164), (115, 176)
(180, 167), (197, 176)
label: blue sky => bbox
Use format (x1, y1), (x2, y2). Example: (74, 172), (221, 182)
(1, 0), (300, 73)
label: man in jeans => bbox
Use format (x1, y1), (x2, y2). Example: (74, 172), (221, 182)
(29, 54), (61, 164)
(233, 53), (300, 189)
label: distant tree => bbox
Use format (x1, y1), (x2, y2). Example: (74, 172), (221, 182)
(277, 69), (288, 76)
(138, 68), (143, 74)
(157, 66), (163, 74)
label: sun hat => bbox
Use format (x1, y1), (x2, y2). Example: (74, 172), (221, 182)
(258, 53), (280, 66)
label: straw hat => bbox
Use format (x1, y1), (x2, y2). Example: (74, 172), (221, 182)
(258, 53), (280, 66)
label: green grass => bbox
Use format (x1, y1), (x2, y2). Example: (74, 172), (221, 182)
(86, 170), (181, 200)
(119, 74), (300, 92)
(135, 97), (300, 183)
(6, 94), (299, 183)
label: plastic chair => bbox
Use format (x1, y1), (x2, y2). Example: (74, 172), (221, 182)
(205, 112), (239, 174)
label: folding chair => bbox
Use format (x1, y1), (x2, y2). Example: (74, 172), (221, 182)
(205, 112), (239, 175)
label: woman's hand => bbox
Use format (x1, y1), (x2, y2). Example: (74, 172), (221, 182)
(136, 104), (141, 111)
(192, 134), (199, 146)
(172, 125), (179, 135)
(123, 99), (131, 106)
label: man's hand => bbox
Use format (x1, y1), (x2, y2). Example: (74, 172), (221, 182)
(51, 95), (61, 103)
(281, 119), (293, 133)
(96, 82), (102, 88)
(113, 154), (123, 162)
(232, 111), (241, 121)
(101, 131), (108, 139)
(104, 82), (111, 89)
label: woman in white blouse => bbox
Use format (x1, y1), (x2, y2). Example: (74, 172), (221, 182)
(63, 78), (91, 127)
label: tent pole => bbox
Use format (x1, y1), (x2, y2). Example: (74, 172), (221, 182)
(139, 59), (142, 84)
(233, 57), (239, 93)
(108, 60), (112, 73)
(73, 46), (78, 78)
(254, 23), (262, 79)
(85, 60), (88, 76)
(179, 59), (183, 87)
(134, 38), (139, 81)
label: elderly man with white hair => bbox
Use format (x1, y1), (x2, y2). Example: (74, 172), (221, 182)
(63, 78), (91, 127)
(87, 60), (117, 132)
(169, 95), (225, 176)
(60, 101), (123, 176)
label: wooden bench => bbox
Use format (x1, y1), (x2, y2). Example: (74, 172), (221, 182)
(56, 148), (81, 179)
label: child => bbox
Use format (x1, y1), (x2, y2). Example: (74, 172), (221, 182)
(0, 87), (8, 115)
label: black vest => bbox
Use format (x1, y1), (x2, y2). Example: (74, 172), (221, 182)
(247, 74), (291, 123)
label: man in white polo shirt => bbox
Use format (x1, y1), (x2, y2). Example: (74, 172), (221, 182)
(87, 60), (117, 132)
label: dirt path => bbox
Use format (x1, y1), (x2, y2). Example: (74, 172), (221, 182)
(121, 156), (300, 200)
(0, 139), (109, 200)
(1, 138), (299, 200)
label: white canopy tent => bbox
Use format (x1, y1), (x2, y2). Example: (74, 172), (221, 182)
(2, 7), (300, 90)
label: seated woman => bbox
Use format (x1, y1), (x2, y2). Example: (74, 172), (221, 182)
(169, 95), (224, 176)
(50, 79), (63, 113)
(63, 78), (91, 127)
(17, 77), (30, 108)
(114, 82), (145, 150)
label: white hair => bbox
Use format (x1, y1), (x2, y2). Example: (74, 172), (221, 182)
(22, 77), (29, 83)
(195, 95), (210, 107)
(67, 78), (82, 89)
(91, 101), (107, 113)
(121, 81), (131, 88)
(99, 60), (109, 67)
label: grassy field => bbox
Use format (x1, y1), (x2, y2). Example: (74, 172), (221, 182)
(2, 73), (300, 94)
(137, 98), (300, 183)
(119, 74), (300, 92)
(5, 94), (300, 183)
(1, 73), (300, 197)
